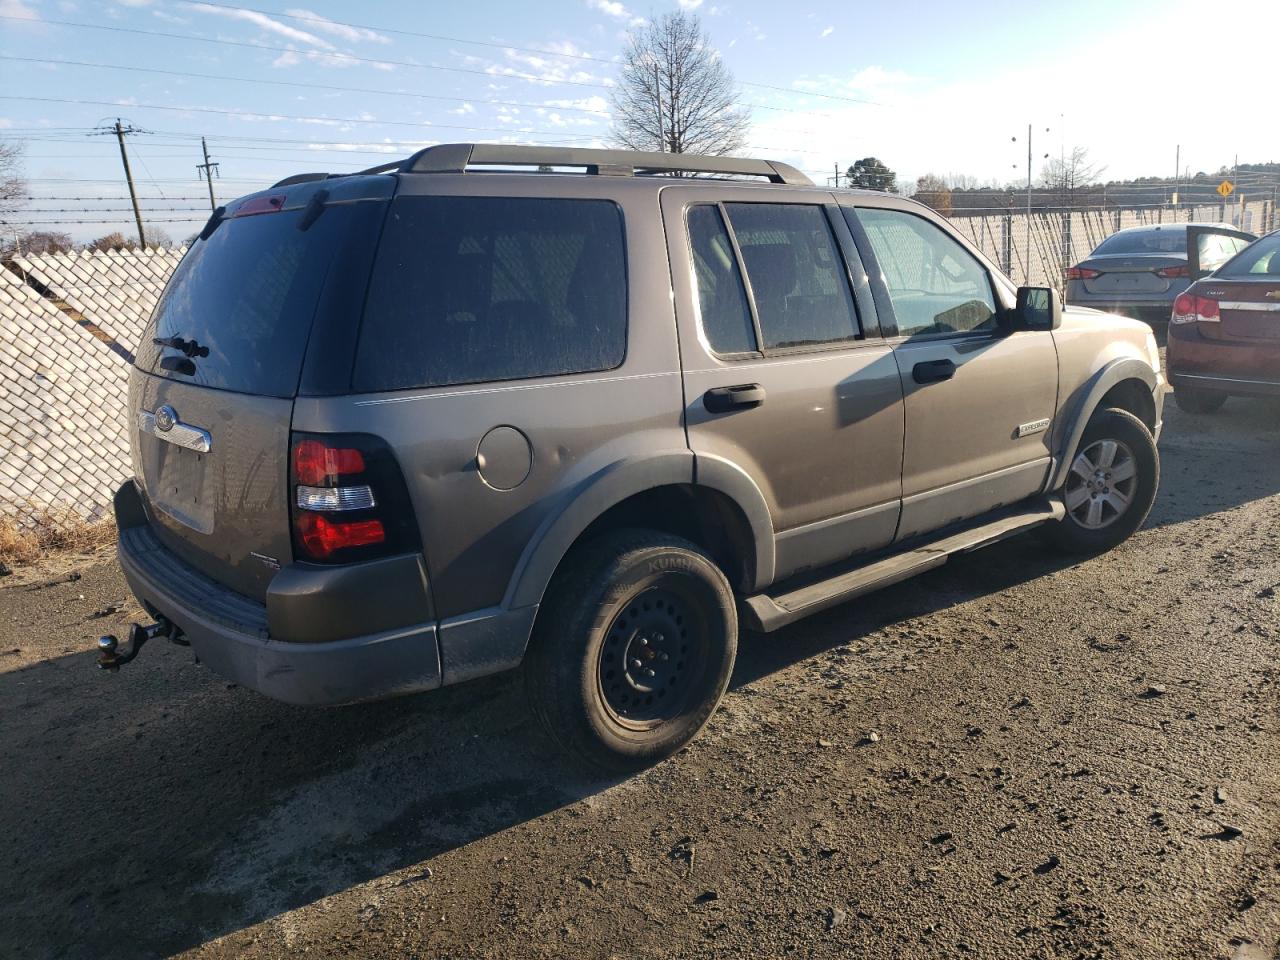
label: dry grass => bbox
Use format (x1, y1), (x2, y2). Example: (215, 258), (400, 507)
(0, 506), (117, 571)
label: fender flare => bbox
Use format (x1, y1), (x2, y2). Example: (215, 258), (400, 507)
(1047, 358), (1157, 491)
(503, 450), (776, 611)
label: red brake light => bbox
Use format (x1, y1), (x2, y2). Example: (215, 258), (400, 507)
(1065, 267), (1100, 280)
(293, 439), (366, 486)
(1172, 293), (1196, 322)
(232, 194), (287, 218)
(1173, 293), (1220, 325)
(295, 512), (385, 560)
(1155, 264), (1189, 279)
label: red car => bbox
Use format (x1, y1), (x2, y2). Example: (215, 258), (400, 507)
(1167, 230), (1280, 413)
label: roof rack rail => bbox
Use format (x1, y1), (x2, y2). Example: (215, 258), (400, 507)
(397, 143), (812, 185)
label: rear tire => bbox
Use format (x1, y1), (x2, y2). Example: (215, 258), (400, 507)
(1173, 385), (1227, 414)
(523, 530), (737, 772)
(1046, 407), (1159, 555)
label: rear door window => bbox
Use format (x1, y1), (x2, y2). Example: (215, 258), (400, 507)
(686, 204), (757, 355)
(353, 196), (627, 392)
(722, 203), (860, 350)
(138, 203), (374, 397)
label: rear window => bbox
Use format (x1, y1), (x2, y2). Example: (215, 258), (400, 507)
(353, 196), (627, 392)
(1093, 229), (1186, 255)
(137, 203), (369, 397)
(1215, 233), (1280, 278)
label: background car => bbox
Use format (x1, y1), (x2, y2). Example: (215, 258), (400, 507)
(1166, 230), (1280, 413)
(1065, 222), (1255, 324)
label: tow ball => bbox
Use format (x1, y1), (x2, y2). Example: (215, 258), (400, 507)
(97, 619), (184, 671)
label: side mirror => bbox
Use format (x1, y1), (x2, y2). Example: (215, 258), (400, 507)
(1013, 285), (1061, 332)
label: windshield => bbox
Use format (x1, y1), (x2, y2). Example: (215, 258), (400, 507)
(1092, 228), (1186, 255)
(1214, 233), (1280, 278)
(136, 202), (381, 397)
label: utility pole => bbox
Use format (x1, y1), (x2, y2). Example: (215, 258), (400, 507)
(833, 162), (842, 189)
(101, 119), (146, 252)
(196, 137), (219, 212)
(653, 62), (665, 153)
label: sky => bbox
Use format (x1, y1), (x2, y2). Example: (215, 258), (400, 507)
(1, 0), (1276, 243)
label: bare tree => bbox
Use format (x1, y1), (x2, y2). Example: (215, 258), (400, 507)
(912, 174), (953, 216)
(1039, 146), (1104, 195)
(0, 142), (26, 216)
(611, 12), (750, 156)
(1, 230), (73, 261)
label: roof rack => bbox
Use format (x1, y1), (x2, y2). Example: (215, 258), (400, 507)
(396, 143), (812, 185)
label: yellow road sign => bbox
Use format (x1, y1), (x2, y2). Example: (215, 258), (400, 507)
(1217, 179), (1234, 198)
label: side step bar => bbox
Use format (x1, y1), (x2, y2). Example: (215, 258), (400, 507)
(742, 497), (1065, 633)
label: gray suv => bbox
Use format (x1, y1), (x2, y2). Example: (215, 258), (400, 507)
(108, 144), (1166, 770)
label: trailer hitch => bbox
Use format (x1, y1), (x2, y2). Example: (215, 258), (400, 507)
(97, 619), (183, 671)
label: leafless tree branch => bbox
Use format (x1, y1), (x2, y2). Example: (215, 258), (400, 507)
(610, 12), (750, 157)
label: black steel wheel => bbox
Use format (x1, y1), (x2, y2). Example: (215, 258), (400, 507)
(524, 530), (737, 771)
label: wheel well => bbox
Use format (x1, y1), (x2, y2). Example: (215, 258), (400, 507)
(565, 484), (757, 594)
(1098, 378), (1156, 432)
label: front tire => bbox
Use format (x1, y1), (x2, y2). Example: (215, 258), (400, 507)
(523, 530), (737, 772)
(1174, 385), (1227, 414)
(1046, 407), (1159, 555)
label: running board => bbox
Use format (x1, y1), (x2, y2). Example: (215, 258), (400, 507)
(742, 497), (1064, 633)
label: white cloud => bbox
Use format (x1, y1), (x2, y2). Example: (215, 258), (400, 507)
(115, 0), (155, 6)
(272, 50), (301, 67)
(0, 118), (12, 129)
(543, 95), (610, 115)
(587, 0), (641, 23)
(450, 102), (476, 115)
(283, 8), (390, 44)
(188, 3), (334, 49)
(678, 0), (703, 7)
(0, 0), (40, 20)
(820, 26), (834, 38)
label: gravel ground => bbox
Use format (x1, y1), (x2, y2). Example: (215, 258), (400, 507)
(1, 399), (1278, 960)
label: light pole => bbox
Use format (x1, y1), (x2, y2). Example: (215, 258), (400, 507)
(1011, 125), (1050, 284)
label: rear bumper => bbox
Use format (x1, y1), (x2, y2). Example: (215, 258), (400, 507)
(114, 482), (443, 705)
(1070, 299), (1173, 324)
(1166, 322), (1280, 397)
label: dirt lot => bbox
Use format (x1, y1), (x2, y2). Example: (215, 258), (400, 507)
(1, 400), (1278, 960)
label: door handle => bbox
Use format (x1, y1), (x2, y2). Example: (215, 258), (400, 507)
(703, 383), (766, 413)
(912, 359), (956, 384)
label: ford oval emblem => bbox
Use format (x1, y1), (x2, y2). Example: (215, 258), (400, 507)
(154, 404), (177, 432)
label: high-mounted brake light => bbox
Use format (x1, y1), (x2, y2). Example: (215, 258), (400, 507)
(232, 194), (287, 218)
(1155, 264), (1190, 279)
(1065, 267), (1100, 280)
(1171, 293), (1219, 324)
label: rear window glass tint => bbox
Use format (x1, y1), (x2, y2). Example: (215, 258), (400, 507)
(137, 205), (355, 397)
(1093, 229), (1185, 255)
(1216, 234), (1280, 277)
(353, 196), (627, 392)
(723, 203), (859, 350)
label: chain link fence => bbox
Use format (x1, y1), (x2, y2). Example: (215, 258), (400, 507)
(950, 199), (1278, 292)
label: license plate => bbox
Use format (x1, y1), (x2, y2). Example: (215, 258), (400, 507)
(150, 444), (214, 534)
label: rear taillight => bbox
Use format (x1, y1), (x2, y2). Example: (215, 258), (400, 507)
(1171, 293), (1219, 325)
(1155, 264), (1189, 279)
(289, 433), (418, 563)
(1065, 267), (1100, 281)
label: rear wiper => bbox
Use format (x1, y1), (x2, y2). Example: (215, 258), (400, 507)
(153, 335), (209, 358)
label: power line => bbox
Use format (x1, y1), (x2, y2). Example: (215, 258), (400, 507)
(0, 14), (607, 89)
(173, 0), (886, 107)
(0, 96), (608, 141)
(0, 56), (613, 118)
